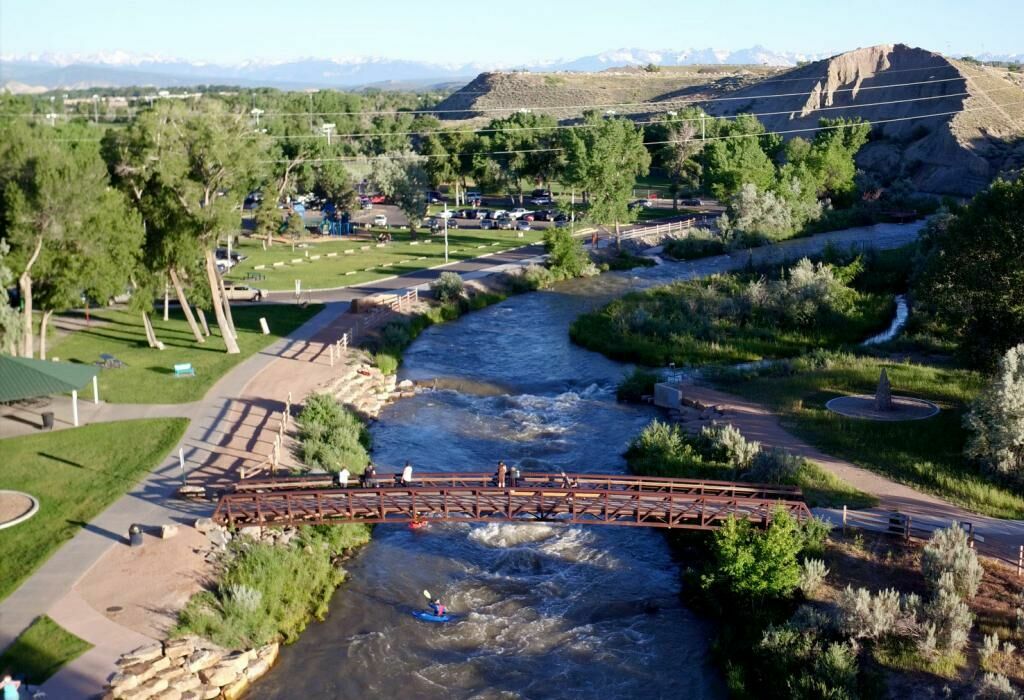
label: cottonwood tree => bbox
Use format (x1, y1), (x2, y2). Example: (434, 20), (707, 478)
(142, 101), (268, 354)
(913, 179), (1024, 366)
(0, 241), (22, 355)
(103, 111), (207, 344)
(370, 156), (429, 232)
(965, 343), (1024, 484)
(1, 120), (137, 357)
(700, 114), (779, 199)
(562, 113), (651, 244)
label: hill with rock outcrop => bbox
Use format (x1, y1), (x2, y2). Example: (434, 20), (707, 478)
(705, 44), (1024, 197)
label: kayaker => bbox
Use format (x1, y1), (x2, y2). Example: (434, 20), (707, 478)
(429, 598), (446, 617)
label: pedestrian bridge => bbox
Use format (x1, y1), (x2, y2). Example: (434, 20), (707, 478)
(212, 471), (812, 531)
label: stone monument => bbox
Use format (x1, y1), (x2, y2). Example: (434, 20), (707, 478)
(874, 368), (893, 411)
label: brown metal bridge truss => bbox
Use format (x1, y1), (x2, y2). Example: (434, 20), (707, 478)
(212, 472), (813, 531)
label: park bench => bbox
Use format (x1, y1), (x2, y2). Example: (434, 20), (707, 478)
(173, 363), (196, 378)
(97, 353), (126, 369)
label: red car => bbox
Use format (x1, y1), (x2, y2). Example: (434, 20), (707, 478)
(369, 194), (387, 204)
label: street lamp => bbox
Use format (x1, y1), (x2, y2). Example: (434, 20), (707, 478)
(92, 94), (100, 123)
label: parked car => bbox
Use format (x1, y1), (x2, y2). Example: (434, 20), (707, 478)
(223, 284), (265, 302)
(215, 248), (246, 264)
(520, 212), (535, 222)
(497, 216), (515, 230)
(682, 198), (704, 207)
(428, 217), (458, 231)
(508, 208), (530, 220)
(372, 214), (388, 227)
(531, 188), (551, 198)
(529, 195), (553, 206)
(480, 219), (496, 230)
(487, 209), (508, 220)
(437, 209), (454, 219)
(471, 209), (488, 220)
(465, 190), (482, 202)
(516, 219), (531, 231)
(553, 213), (570, 228)
(629, 198), (654, 210)
(426, 191), (444, 204)
(369, 194), (387, 204)
(359, 196), (373, 209)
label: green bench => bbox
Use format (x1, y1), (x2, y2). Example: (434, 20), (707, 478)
(173, 363), (196, 378)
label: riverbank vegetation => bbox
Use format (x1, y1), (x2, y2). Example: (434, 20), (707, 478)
(297, 393), (371, 473)
(0, 418), (188, 601)
(626, 419), (875, 508)
(174, 523), (371, 650)
(571, 256), (894, 367)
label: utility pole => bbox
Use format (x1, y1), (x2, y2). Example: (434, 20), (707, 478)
(251, 107), (264, 128)
(92, 94), (100, 123)
(308, 93), (314, 131)
(701, 112), (705, 141)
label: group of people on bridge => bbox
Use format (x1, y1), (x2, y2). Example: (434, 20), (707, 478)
(330, 461), (529, 489)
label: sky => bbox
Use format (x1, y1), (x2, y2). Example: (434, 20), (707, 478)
(1, 0), (1021, 64)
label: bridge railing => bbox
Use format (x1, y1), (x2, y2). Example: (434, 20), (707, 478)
(228, 471), (802, 500)
(213, 481), (812, 531)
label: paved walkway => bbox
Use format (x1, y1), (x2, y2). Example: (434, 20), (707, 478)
(0, 244), (548, 699)
(680, 386), (1024, 556)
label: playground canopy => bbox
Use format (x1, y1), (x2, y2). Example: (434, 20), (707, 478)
(0, 355), (99, 404)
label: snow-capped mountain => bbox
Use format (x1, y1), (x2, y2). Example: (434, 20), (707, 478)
(2, 45), (1009, 93)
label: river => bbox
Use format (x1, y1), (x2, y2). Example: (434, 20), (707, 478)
(250, 222), (922, 699)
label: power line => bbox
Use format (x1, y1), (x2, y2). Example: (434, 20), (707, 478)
(253, 100), (1024, 164)
(32, 85), (1022, 145)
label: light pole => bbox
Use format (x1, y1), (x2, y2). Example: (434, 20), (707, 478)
(92, 94), (99, 123)
(443, 201), (449, 263)
(251, 107), (264, 128)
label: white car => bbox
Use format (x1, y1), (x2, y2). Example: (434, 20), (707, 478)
(372, 214), (388, 227)
(223, 284), (265, 301)
(438, 209), (454, 219)
(508, 208), (531, 220)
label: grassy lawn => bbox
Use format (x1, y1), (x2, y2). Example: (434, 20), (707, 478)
(50, 304), (322, 404)
(226, 227), (544, 292)
(712, 356), (1024, 518)
(0, 419), (188, 601)
(0, 615), (92, 685)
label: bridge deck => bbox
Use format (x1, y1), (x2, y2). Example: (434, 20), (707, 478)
(213, 472), (812, 530)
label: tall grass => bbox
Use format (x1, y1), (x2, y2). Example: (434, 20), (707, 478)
(174, 524), (371, 650)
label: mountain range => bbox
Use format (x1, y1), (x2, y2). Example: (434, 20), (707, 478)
(0, 46), (917, 92)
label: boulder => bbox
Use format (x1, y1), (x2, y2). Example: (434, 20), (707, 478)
(148, 656), (172, 674)
(159, 524), (179, 539)
(109, 671), (141, 694)
(245, 658), (271, 681)
(119, 661), (158, 685)
(185, 649), (222, 674)
(199, 663), (238, 687)
(238, 525), (262, 540)
(175, 674), (201, 692)
(139, 676), (169, 696)
(222, 675), (250, 700)
(152, 688), (182, 700)
(120, 642), (165, 666)
(207, 528), (230, 548)
(156, 665), (187, 684)
(193, 517), (216, 534)
(257, 642), (280, 666)
(221, 650), (255, 672)
(163, 638), (195, 659)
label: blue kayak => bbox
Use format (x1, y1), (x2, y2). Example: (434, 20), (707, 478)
(412, 610), (453, 623)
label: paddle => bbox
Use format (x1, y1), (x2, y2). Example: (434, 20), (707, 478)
(423, 589), (432, 601)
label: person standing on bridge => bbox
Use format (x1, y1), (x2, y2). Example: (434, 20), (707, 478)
(402, 461), (414, 486)
(362, 461), (377, 488)
(337, 467), (350, 488)
(496, 461), (507, 488)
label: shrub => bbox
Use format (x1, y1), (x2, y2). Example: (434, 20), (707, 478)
(980, 632), (1000, 668)
(700, 423), (761, 469)
(509, 264), (555, 291)
(922, 572), (974, 653)
(799, 558), (829, 597)
(298, 393), (370, 473)
(838, 586), (903, 640)
(922, 524), (983, 599)
(970, 673), (1021, 700)
(965, 343), (1024, 484)
(757, 622), (859, 699)
(663, 229), (727, 260)
(544, 227), (593, 279)
(748, 447), (803, 484)
(430, 271), (465, 303)
(624, 419), (705, 477)
(373, 352), (399, 375)
(616, 367), (662, 402)
(702, 508), (803, 603)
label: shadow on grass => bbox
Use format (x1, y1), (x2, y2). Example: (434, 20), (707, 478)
(36, 452), (82, 468)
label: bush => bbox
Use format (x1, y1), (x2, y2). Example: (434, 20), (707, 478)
(798, 558), (829, 597)
(748, 447), (803, 484)
(922, 572), (974, 653)
(700, 423), (761, 469)
(922, 524), (983, 599)
(702, 508), (804, 603)
(430, 271), (465, 303)
(174, 524), (371, 649)
(505, 264), (554, 292)
(616, 367), (662, 402)
(373, 352), (399, 375)
(663, 229), (728, 260)
(756, 622), (860, 699)
(544, 227), (593, 279)
(971, 673), (1021, 700)
(965, 343), (1024, 484)
(298, 393), (370, 473)
(838, 586), (904, 640)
